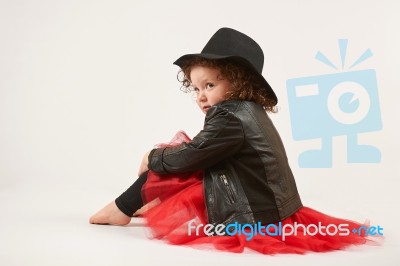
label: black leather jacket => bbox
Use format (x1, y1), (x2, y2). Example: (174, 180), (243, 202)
(148, 100), (303, 226)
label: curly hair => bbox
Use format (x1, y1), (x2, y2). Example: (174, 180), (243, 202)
(177, 57), (277, 113)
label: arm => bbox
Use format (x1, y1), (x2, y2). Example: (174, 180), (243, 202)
(148, 105), (244, 174)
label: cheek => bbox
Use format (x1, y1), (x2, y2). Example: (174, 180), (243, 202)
(210, 93), (226, 105)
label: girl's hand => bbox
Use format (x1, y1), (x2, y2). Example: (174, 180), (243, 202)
(138, 151), (150, 176)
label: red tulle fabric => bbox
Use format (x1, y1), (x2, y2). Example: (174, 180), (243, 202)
(141, 131), (377, 254)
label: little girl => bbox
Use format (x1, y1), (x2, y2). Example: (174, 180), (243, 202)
(90, 28), (374, 254)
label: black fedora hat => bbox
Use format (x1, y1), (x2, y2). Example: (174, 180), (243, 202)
(173, 27), (277, 104)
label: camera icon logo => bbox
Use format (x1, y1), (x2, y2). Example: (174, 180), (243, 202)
(286, 39), (382, 168)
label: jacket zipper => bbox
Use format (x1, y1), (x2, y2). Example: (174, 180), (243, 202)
(219, 174), (235, 204)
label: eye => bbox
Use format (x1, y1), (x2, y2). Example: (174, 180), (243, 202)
(206, 83), (214, 89)
(192, 87), (199, 93)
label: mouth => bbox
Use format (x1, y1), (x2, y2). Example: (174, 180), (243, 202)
(202, 106), (211, 112)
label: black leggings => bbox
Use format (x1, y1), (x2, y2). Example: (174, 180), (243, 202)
(115, 171), (148, 217)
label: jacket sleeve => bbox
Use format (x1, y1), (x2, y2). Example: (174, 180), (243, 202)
(148, 104), (244, 174)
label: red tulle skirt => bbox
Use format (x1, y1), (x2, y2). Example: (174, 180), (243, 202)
(141, 132), (379, 254)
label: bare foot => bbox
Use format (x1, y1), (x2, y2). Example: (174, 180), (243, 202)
(89, 201), (131, 225)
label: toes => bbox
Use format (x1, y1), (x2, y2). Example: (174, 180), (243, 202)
(89, 214), (106, 225)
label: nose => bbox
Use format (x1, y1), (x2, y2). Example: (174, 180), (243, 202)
(197, 89), (206, 102)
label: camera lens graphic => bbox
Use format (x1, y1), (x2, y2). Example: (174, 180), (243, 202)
(327, 81), (371, 125)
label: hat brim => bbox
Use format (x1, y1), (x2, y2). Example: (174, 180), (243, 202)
(173, 53), (277, 105)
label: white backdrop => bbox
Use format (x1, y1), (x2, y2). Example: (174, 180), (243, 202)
(1, 0), (399, 265)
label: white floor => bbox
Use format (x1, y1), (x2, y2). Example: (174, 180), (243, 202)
(0, 177), (398, 266)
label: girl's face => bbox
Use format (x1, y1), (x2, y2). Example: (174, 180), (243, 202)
(190, 66), (232, 114)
